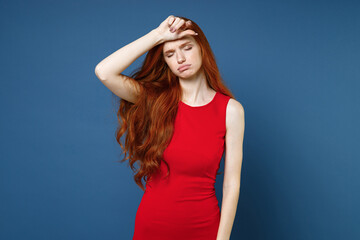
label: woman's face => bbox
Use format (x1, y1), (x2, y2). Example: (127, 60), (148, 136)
(162, 36), (202, 78)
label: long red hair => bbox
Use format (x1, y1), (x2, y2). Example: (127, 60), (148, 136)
(114, 16), (235, 191)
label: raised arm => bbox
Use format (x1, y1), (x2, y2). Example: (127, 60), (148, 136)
(94, 15), (197, 104)
(94, 29), (163, 103)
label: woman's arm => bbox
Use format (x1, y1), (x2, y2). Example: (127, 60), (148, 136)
(217, 99), (245, 240)
(94, 15), (195, 103)
(94, 29), (163, 103)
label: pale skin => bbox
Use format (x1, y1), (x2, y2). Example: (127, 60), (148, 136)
(95, 15), (245, 240)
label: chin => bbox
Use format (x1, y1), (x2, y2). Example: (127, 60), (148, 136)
(178, 70), (192, 76)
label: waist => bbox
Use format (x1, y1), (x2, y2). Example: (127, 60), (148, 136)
(146, 176), (216, 202)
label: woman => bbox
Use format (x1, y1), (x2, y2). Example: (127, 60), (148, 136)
(95, 15), (245, 240)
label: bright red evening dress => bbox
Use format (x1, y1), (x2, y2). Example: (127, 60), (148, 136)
(133, 91), (231, 240)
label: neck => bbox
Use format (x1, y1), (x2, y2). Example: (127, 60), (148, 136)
(179, 70), (215, 103)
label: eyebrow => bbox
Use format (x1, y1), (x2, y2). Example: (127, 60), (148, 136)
(164, 41), (192, 54)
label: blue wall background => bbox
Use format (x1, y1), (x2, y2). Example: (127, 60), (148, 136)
(1, 0), (359, 239)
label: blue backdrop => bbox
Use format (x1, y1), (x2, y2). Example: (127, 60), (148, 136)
(1, 0), (359, 239)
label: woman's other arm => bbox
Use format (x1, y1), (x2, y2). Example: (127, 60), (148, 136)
(94, 29), (164, 103)
(217, 99), (245, 240)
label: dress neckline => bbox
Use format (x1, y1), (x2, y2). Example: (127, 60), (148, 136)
(180, 91), (218, 108)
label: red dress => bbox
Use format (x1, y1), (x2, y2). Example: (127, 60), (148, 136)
(133, 91), (231, 240)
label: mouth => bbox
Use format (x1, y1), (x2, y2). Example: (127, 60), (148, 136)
(178, 64), (191, 72)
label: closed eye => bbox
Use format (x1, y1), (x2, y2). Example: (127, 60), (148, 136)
(166, 46), (193, 58)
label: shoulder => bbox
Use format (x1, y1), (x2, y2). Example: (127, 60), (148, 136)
(226, 98), (245, 118)
(226, 98), (245, 131)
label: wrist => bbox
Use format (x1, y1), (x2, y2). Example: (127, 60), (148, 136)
(150, 29), (164, 45)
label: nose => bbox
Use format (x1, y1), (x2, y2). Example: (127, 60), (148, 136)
(176, 52), (185, 63)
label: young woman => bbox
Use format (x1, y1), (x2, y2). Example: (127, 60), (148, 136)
(95, 15), (245, 240)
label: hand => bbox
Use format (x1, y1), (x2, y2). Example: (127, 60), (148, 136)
(154, 15), (198, 43)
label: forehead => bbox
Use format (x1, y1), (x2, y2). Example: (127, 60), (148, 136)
(163, 36), (195, 51)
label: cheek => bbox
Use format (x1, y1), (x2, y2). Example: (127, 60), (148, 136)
(167, 60), (178, 71)
(169, 60), (177, 69)
(190, 49), (201, 61)
(165, 58), (174, 68)
(191, 52), (202, 66)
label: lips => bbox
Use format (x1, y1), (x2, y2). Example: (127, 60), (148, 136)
(178, 64), (191, 71)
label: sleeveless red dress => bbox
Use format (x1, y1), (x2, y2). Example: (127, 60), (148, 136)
(133, 91), (231, 240)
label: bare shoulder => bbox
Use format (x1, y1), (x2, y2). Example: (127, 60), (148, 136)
(226, 98), (245, 131)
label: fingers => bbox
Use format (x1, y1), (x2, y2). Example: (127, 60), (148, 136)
(174, 19), (186, 31)
(178, 29), (198, 39)
(168, 15), (175, 25)
(170, 18), (181, 32)
(181, 20), (192, 31)
(168, 17), (192, 33)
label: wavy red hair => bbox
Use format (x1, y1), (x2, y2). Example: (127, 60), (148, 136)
(114, 16), (235, 191)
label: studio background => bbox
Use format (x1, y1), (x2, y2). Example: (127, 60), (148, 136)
(1, 0), (359, 239)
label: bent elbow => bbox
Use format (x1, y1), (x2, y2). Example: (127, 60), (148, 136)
(95, 65), (107, 81)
